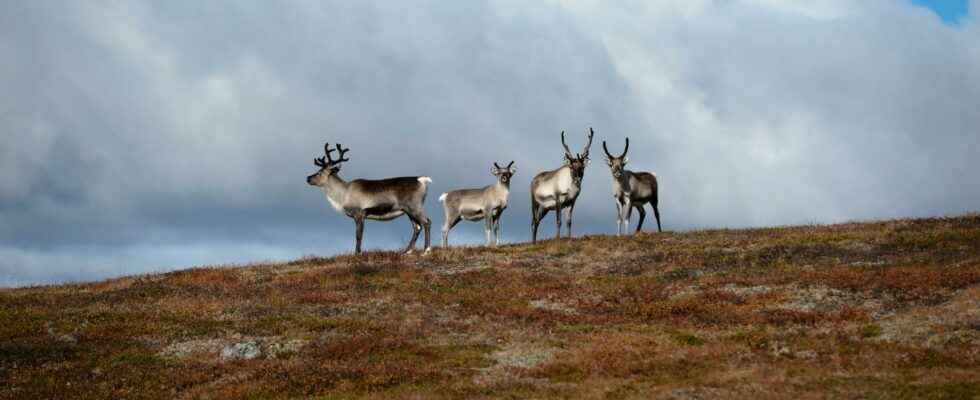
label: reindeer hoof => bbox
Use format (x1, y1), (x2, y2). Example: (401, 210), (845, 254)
(423, 247), (433, 256)
(404, 249), (415, 255)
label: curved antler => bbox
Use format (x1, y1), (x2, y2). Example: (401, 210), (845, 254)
(601, 137), (629, 159)
(314, 142), (332, 167)
(582, 127), (595, 158)
(323, 142), (351, 165)
(493, 162), (502, 170)
(506, 160), (514, 169)
(560, 131), (574, 158)
(334, 143), (350, 163)
(602, 140), (613, 158)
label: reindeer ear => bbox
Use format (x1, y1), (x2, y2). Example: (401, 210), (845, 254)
(623, 156), (629, 165)
(605, 156), (613, 166)
(509, 166), (517, 174)
(491, 166), (499, 176)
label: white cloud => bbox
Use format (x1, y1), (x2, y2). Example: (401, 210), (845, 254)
(1, 1), (978, 286)
(742, 0), (857, 19)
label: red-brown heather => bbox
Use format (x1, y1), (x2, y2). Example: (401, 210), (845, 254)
(2, 215), (980, 399)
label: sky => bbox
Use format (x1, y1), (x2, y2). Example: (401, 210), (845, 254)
(912, 0), (969, 22)
(2, 0), (979, 287)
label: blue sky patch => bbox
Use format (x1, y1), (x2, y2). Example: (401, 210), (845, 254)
(911, 0), (969, 23)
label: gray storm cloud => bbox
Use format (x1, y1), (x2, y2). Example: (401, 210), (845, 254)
(2, 0), (979, 287)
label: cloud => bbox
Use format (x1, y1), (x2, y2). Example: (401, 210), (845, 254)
(1, 1), (978, 286)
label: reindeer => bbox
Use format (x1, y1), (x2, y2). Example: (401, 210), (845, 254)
(530, 128), (594, 243)
(438, 161), (516, 247)
(603, 138), (662, 235)
(306, 142), (433, 255)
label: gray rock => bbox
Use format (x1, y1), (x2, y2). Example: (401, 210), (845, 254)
(529, 299), (578, 315)
(266, 339), (307, 359)
(220, 341), (261, 361)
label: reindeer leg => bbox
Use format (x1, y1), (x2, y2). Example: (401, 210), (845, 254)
(442, 213), (461, 248)
(441, 206), (451, 248)
(405, 215), (421, 254)
(354, 214), (365, 255)
(493, 211), (502, 246)
(405, 208), (431, 253)
(635, 203), (646, 235)
(624, 202), (634, 237)
(555, 203), (563, 241)
(531, 201), (543, 243)
(441, 213), (450, 248)
(614, 200), (624, 236)
(422, 213), (432, 253)
(484, 207), (494, 246)
(565, 201), (576, 239)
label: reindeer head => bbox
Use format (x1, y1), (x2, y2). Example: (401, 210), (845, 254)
(603, 137), (629, 179)
(492, 161), (516, 185)
(307, 142), (350, 186)
(562, 128), (594, 183)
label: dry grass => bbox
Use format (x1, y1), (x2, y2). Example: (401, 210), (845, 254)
(2, 215), (980, 399)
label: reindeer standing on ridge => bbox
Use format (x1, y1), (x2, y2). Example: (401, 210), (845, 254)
(439, 161), (516, 247)
(306, 142), (434, 255)
(603, 138), (662, 235)
(530, 128), (594, 243)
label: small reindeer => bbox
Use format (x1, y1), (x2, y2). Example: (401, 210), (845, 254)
(530, 128), (594, 243)
(306, 142), (433, 254)
(603, 138), (662, 235)
(439, 161), (516, 247)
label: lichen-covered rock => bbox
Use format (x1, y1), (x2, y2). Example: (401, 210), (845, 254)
(475, 344), (556, 386)
(874, 286), (980, 348)
(266, 339), (307, 359)
(529, 299), (578, 315)
(220, 341), (261, 361)
(159, 338), (225, 359)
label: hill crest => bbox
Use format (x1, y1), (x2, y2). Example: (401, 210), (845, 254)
(2, 215), (979, 398)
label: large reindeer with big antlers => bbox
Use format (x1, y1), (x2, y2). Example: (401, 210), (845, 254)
(603, 138), (662, 235)
(530, 128), (594, 243)
(306, 142), (433, 255)
(439, 161), (516, 247)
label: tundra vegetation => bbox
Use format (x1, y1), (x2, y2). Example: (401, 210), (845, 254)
(2, 215), (980, 399)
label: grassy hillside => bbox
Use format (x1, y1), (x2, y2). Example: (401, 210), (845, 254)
(3, 215), (980, 399)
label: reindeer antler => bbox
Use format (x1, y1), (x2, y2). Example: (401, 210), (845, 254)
(335, 143), (350, 163)
(324, 142), (351, 165)
(314, 142), (329, 167)
(506, 160), (514, 169)
(560, 130), (574, 159)
(603, 137), (629, 159)
(581, 127), (595, 159)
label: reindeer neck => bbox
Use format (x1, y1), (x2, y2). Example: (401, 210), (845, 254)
(613, 169), (633, 186)
(321, 174), (350, 210)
